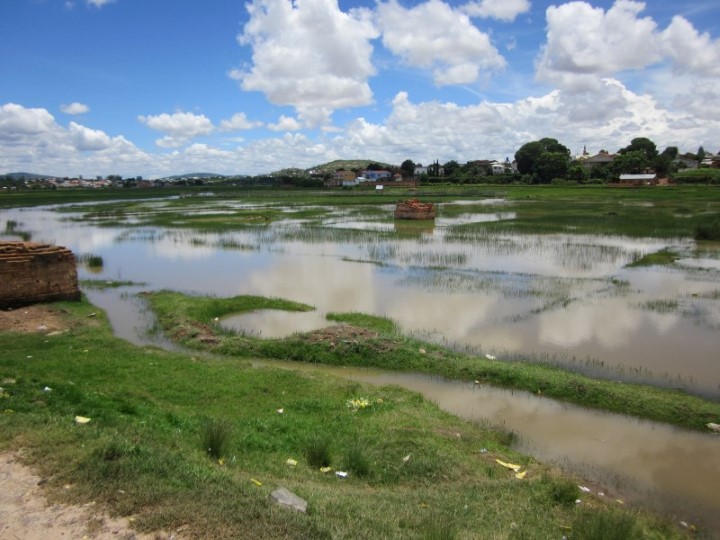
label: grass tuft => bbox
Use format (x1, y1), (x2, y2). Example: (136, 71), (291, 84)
(571, 507), (641, 540)
(200, 418), (233, 460)
(305, 434), (333, 468)
(694, 218), (720, 241)
(345, 438), (371, 478)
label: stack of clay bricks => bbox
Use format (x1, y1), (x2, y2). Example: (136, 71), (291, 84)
(393, 199), (436, 220)
(0, 242), (80, 309)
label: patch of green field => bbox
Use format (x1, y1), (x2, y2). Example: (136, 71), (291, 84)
(626, 249), (678, 267)
(0, 299), (683, 539)
(146, 291), (720, 432)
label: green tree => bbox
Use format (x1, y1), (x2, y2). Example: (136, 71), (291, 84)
(514, 141), (545, 175)
(400, 159), (415, 177)
(697, 146), (706, 163)
(619, 137), (658, 160)
(534, 152), (570, 183)
(612, 150), (648, 174)
(443, 160), (461, 177)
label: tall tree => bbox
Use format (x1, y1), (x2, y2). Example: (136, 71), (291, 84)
(619, 137), (658, 160)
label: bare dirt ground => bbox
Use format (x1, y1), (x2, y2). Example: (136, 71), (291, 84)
(0, 304), (67, 334)
(0, 308), (178, 539)
(0, 453), (174, 540)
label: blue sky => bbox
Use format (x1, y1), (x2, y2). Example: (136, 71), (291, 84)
(1, 0), (719, 177)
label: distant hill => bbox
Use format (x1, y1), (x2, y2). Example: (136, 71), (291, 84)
(158, 172), (228, 181)
(3, 172), (59, 180)
(309, 159), (397, 173)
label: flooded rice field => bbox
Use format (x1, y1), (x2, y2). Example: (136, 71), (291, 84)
(2, 195), (720, 530)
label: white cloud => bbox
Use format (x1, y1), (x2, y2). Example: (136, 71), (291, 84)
(537, 1), (720, 88)
(234, 0), (378, 127)
(0, 103), (58, 140)
(461, 0), (530, 22)
(661, 16), (720, 78)
(537, 0), (662, 86)
(218, 112), (262, 131)
(60, 102), (90, 115)
(137, 111), (214, 147)
(377, 0), (505, 86)
(85, 0), (114, 7)
(69, 122), (111, 151)
(268, 115), (302, 131)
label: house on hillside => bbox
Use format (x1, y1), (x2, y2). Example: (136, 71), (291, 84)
(581, 150), (616, 171)
(363, 170), (392, 181)
(325, 170), (357, 187)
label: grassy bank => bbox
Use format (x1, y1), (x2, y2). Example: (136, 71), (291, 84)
(146, 291), (720, 432)
(0, 299), (687, 539)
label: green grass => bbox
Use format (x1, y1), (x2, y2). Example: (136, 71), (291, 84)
(0, 299), (685, 539)
(145, 290), (720, 432)
(626, 249), (678, 267)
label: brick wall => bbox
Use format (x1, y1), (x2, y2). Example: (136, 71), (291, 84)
(0, 242), (81, 309)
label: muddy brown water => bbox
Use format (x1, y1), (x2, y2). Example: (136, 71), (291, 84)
(3, 200), (720, 533)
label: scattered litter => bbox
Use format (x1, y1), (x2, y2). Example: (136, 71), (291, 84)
(26, 356), (32, 359)
(286, 458), (298, 467)
(515, 471), (527, 479)
(578, 486), (591, 493)
(47, 331), (65, 336)
(218, 458), (225, 466)
(37, 324), (47, 331)
(495, 459), (522, 472)
(680, 521), (688, 528)
(335, 471), (348, 478)
(598, 492), (605, 497)
(474, 380), (480, 385)
(575, 499), (582, 505)
(346, 397), (371, 411)
(480, 448), (488, 453)
(276, 408), (284, 414)
(485, 354), (496, 360)
(419, 348), (426, 354)
(250, 478), (262, 486)
(1, 378), (16, 385)
(74, 416), (91, 424)
(42, 386), (52, 392)
(615, 499), (624, 505)
(320, 467), (332, 474)
(402, 454), (411, 463)
(707, 422), (720, 433)
(86, 312), (97, 318)
(213, 317), (219, 322)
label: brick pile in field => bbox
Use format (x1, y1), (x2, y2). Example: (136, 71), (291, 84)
(0, 242), (80, 309)
(394, 199), (436, 220)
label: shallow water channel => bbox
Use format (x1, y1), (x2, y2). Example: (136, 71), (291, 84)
(2, 198), (720, 531)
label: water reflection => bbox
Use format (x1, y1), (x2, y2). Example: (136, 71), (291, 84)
(2, 201), (719, 398)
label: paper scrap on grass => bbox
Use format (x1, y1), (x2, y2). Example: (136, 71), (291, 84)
(320, 467), (332, 473)
(335, 471), (348, 478)
(286, 458), (297, 467)
(495, 459), (521, 472)
(515, 470), (527, 479)
(251, 478), (262, 486)
(74, 416), (91, 424)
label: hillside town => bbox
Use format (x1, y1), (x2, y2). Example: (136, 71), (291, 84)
(2, 138), (719, 190)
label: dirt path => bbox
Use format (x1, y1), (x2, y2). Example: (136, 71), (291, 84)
(0, 453), (171, 540)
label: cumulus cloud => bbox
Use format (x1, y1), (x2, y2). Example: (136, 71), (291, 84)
(137, 111), (214, 147)
(537, 0), (661, 85)
(60, 102), (90, 115)
(661, 16), (720, 77)
(377, 0), (505, 86)
(0, 103), (58, 140)
(268, 115), (302, 132)
(218, 112), (262, 131)
(69, 122), (112, 151)
(461, 0), (530, 22)
(537, 0), (720, 87)
(234, 0), (378, 127)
